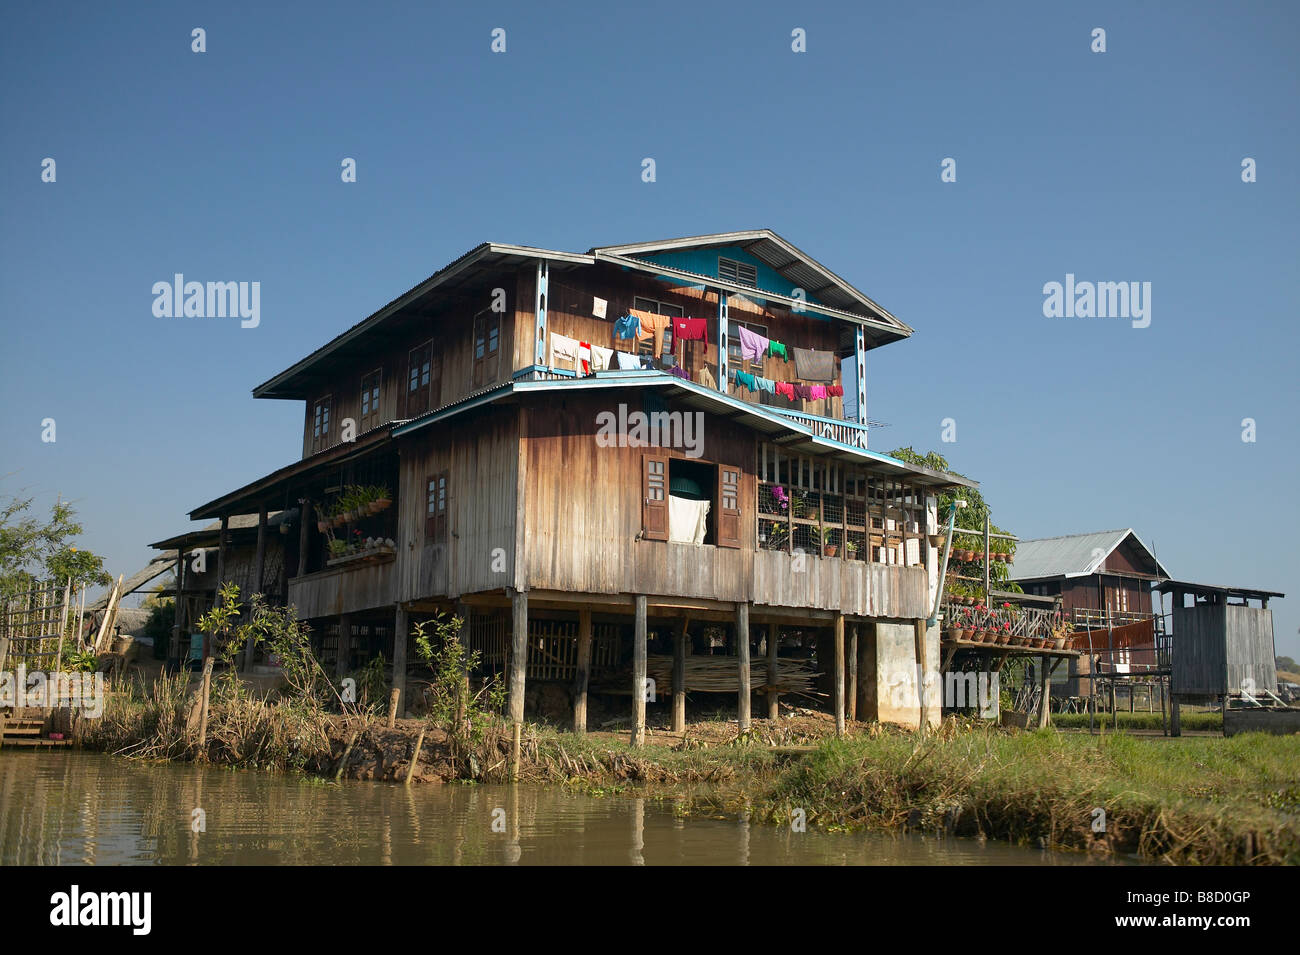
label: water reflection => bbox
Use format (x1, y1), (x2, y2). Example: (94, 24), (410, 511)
(0, 752), (1123, 866)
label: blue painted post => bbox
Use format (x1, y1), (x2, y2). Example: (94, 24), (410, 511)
(717, 291), (729, 391)
(534, 260), (549, 367)
(855, 326), (867, 438)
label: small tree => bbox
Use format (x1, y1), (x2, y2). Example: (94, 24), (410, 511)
(412, 613), (505, 764)
(0, 493), (111, 594)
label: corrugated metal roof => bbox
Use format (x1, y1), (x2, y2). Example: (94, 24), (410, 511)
(1007, 529), (1170, 581)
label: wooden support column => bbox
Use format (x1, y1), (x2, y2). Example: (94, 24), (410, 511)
(392, 605), (408, 719)
(509, 589), (528, 727)
(766, 622), (779, 720)
(737, 602), (751, 732)
(171, 547), (186, 664)
(914, 618), (929, 733)
(847, 624), (858, 722)
(834, 614), (845, 737)
(245, 503), (267, 671)
(573, 607), (592, 734)
(1038, 656), (1053, 728)
(336, 613), (352, 678)
(632, 595), (647, 747)
(208, 514), (229, 661)
(296, 500), (311, 578)
(672, 617), (687, 734)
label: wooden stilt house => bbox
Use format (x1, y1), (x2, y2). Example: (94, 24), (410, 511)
(186, 231), (975, 736)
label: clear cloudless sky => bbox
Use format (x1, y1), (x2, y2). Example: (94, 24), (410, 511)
(2, 1), (1296, 656)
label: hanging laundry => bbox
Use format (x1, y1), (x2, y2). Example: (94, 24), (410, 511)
(549, 332), (580, 369)
(734, 369), (757, 392)
(698, 363), (717, 390)
(828, 384), (844, 397)
(775, 381), (796, 400)
(630, 309), (670, 355)
(668, 497), (711, 545)
(768, 340), (789, 362)
(756, 376), (776, 394)
(794, 383), (812, 400)
(590, 344), (614, 372)
(613, 313), (640, 340)
(793, 347), (835, 382)
(809, 384), (827, 400)
(737, 326), (770, 362)
(615, 350), (641, 370)
(669, 365), (690, 381)
(578, 341), (593, 375)
(672, 317), (708, 355)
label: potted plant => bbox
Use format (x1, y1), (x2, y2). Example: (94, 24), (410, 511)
(327, 539), (349, 558)
(822, 528), (838, 558)
(845, 539), (858, 561)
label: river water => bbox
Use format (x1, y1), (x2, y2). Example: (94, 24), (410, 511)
(0, 752), (1116, 865)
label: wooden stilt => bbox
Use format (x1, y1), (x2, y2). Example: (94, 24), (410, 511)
(834, 615), (845, 737)
(672, 617), (687, 733)
(574, 607), (591, 734)
(1038, 656), (1053, 728)
(405, 728), (426, 786)
(197, 657), (214, 753)
(245, 503), (267, 671)
(736, 602), (751, 733)
(766, 622), (779, 721)
(847, 624), (858, 723)
(509, 589), (528, 775)
(631, 595), (647, 747)
(914, 618), (928, 734)
(336, 612), (352, 679)
(392, 605), (408, 721)
(387, 688), (400, 728)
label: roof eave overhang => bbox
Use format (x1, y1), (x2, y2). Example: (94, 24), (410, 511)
(252, 243), (595, 400)
(592, 252), (912, 347)
(394, 372), (974, 489)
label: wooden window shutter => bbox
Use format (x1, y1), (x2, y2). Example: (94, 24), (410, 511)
(431, 475), (447, 540)
(434, 471), (449, 543)
(717, 465), (742, 549)
(641, 455), (668, 541)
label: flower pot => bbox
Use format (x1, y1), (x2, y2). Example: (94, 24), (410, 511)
(998, 632), (1011, 645)
(316, 520), (329, 533)
(824, 545), (838, 558)
(374, 498), (392, 511)
(1052, 637), (1066, 650)
(954, 628), (970, 642)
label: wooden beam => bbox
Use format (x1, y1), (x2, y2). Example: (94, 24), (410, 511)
(1038, 652), (1052, 728)
(245, 503), (267, 671)
(737, 602), (751, 733)
(915, 619), (929, 733)
(392, 605), (408, 720)
(632, 594), (647, 747)
(767, 622), (779, 720)
(573, 607), (592, 735)
(672, 616), (688, 733)
(834, 615), (845, 737)
(336, 613), (352, 678)
(296, 500), (311, 578)
(847, 624), (858, 722)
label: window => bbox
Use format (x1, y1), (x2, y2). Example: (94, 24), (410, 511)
(727, 319), (768, 364)
(641, 455), (668, 541)
(425, 472), (448, 543)
(473, 311), (501, 388)
(718, 256), (758, 287)
(717, 465), (742, 548)
(311, 395), (332, 453)
(633, 297), (683, 360)
(407, 342), (436, 417)
(359, 369), (381, 433)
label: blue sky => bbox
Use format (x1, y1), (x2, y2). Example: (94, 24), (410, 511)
(2, 1), (1296, 656)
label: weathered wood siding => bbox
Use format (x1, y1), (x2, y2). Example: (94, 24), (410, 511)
(752, 551), (930, 619)
(300, 272), (519, 458)
(395, 405), (518, 602)
(1172, 604), (1226, 696)
(287, 561), (396, 618)
(521, 389), (754, 600)
(1224, 604), (1278, 695)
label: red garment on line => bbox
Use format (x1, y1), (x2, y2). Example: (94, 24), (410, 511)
(672, 318), (708, 355)
(775, 381), (796, 400)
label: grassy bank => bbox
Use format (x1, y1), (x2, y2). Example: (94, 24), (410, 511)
(1052, 710), (1222, 732)
(756, 726), (1299, 864)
